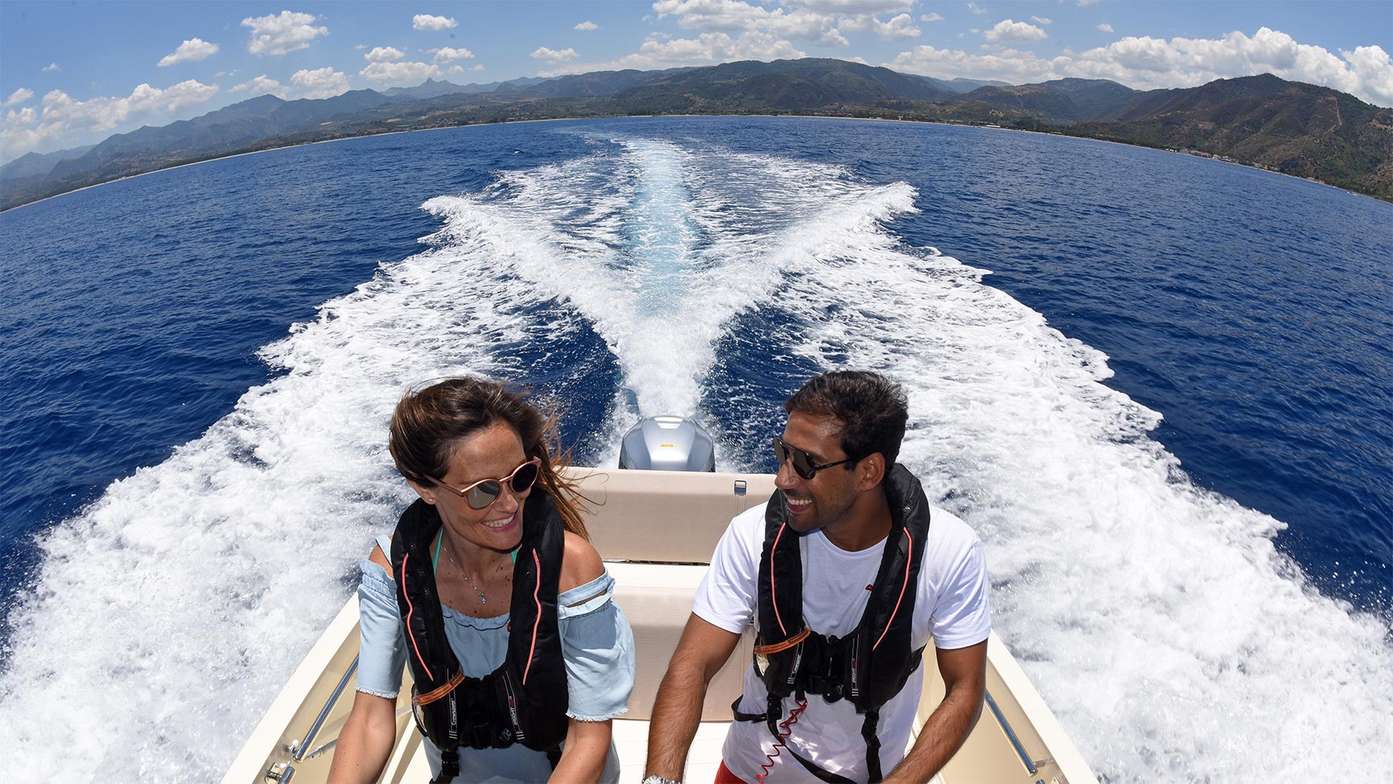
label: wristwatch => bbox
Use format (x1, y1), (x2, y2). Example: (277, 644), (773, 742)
(641, 776), (681, 784)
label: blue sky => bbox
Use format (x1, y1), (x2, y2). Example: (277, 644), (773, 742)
(3, 1), (1391, 162)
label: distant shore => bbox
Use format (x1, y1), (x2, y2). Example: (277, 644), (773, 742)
(3, 111), (1385, 214)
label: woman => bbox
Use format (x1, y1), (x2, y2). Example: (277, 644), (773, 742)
(329, 377), (635, 784)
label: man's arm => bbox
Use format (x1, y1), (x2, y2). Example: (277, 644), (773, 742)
(644, 613), (742, 781)
(882, 640), (988, 784)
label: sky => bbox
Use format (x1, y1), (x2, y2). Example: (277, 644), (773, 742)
(2, 1), (1391, 163)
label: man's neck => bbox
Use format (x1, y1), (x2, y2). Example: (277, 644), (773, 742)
(822, 489), (893, 552)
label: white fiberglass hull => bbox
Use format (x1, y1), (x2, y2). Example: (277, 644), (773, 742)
(224, 469), (1097, 784)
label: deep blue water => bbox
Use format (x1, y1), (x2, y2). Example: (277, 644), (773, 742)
(5, 118), (1388, 613)
(1, 116), (1391, 781)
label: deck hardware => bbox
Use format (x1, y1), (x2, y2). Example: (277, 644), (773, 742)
(985, 689), (1038, 775)
(734, 480), (747, 496)
(295, 656), (359, 760)
(264, 761), (293, 782)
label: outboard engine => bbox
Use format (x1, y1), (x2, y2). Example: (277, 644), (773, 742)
(618, 416), (716, 472)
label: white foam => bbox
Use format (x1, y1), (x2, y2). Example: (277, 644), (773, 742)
(761, 198), (1393, 780)
(3, 135), (1389, 783)
(0, 206), (567, 780)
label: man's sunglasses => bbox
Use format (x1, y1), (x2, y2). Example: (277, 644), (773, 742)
(771, 436), (858, 480)
(433, 457), (541, 510)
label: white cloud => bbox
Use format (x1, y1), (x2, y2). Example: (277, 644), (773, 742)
(531, 47), (579, 62)
(230, 75), (286, 97)
(4, 88), (34, 107)
(984, 19), (1047, 42)
(290, 67), (350, 98)
(654, 0), (841, 44)
(575, 21), (599, 31)
(2, 79), (219, 159)
(412, 14), (457, 31)
(241, 11), (328, 56)
(360, 60), (443, 86)
(783, 0), (913, 11)
(1032, 16), (1053, 25)
(655, 0), (927, 48)
(365, 46), (406, 63)
(841, 12), (919, 38)
(158, 37), (220, 67)
(7, 107), (37, 126)
(472, 64), (486, 71)
(1097, 23), (1114, 34)
(873, 13), (921, 38)
(888, 27), (1393, 107)
(967, 2), (987, 15)
(1077, 0), (1100, 6)
(42, 63), (61, 73)
(431, 47), (475, 62)
(921, 13), (944, 22)
(889, 44), (1052, 83)
(539, 31), (804, 76)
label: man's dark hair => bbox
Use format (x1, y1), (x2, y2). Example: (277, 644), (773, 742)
(785, 370), (908, 468)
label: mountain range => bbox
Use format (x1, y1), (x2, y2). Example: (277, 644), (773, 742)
(3, 58), (1389, 210)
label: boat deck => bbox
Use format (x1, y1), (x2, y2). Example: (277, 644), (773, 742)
(223, 469), (1096, 784)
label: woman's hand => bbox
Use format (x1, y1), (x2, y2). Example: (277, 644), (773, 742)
(547, 717), (613, 784)
(326, 691), (398, 784)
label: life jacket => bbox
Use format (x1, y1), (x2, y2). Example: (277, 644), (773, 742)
(390, 492), (569, 784)
(732, 464), (931, 784)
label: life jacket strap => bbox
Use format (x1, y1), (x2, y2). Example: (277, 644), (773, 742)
(415, 671), (466, 706)
(431, 746), (460, 784)
(861, 708), (883, 783)
(730, 695), (767, 723)
(752, 626), (810, 656)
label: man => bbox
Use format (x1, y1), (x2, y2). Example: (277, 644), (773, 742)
(643, 371), (990, 784)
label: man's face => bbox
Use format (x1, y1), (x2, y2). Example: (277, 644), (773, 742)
(774, 410), (859, 533)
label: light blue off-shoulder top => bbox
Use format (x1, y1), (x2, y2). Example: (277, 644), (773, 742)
(357, 534), (635, 783)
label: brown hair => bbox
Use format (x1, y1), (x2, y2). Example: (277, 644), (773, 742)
(388, 376), (589, 538)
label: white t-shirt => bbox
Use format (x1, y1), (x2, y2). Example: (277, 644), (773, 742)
(692, 500), (990, 784)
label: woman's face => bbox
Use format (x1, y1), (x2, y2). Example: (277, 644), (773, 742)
(424, 421), (531, 553)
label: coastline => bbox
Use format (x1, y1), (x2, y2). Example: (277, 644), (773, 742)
(3, 111), (1386, 213)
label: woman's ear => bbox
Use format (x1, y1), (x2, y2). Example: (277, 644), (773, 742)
(407, 479), (438, 506)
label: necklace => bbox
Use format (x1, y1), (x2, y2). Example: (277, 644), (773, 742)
(442, 539), (490, 607)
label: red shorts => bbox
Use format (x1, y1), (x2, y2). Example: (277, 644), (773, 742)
(715, 760), (749, 784)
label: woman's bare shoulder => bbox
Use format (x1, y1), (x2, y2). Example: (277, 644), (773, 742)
(368, 544), (393, 577)
(559, 531), (604, 592)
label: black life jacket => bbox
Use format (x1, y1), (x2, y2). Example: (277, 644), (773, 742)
(732, 463), (932, 784)
(390, 492), (569, 784)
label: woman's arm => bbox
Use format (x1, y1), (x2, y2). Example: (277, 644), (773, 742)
(326, 691), (398, 784)
(548, 717), (612, 784)
(329, 544), (407, 783)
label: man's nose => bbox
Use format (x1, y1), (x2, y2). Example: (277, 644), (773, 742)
(774, 457), (799, 490)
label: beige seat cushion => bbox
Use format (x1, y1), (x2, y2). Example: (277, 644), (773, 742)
(608, 561), (753, 721)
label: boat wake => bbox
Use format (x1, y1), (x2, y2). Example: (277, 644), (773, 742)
(1, 135), (1389, 782)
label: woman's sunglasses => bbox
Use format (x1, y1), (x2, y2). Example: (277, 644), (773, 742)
(433, 457), (541, 510)
(771, 436), (858, 480)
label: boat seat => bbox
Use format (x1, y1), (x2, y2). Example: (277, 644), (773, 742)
(607, 561), (753, 721)
(574, 469), (775, 563)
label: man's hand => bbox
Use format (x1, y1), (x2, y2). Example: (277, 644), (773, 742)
(882, 640), (988, 784)
(644, 613), (742, 781)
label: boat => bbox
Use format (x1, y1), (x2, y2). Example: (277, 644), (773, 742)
(223, 421), (1098, 784)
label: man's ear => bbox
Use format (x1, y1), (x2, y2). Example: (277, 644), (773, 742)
(407, 479), (438, 506)
(856, 452), (886, 493)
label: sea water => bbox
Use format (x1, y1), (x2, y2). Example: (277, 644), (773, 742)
(1, 117), (1390, 781)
